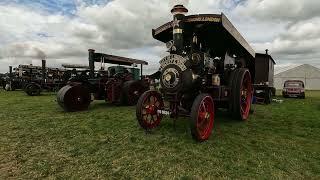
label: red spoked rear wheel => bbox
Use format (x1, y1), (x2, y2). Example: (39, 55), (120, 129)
(241, 72), (252, 119)
(136, 90), (164, 130)
(236, 69), (253, 120)
(190, 94), (215, 142)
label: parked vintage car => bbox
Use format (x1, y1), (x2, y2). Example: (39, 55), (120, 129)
(282, 80), (305, 98)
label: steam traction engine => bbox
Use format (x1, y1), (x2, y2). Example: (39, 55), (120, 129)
(2, 66), (26, 91)
(57, 49), (149, 112)
(136, 5), (255, 142)
(23, 60), (68, 96)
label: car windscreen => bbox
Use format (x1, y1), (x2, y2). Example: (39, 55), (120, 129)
(285, 82), (303, 87)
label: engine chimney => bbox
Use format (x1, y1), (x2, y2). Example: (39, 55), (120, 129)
(42, 60), (46, 81)
(265, 49), (269, 55)
(171, 4), (188, 55)
(88, 49), (95, 78)
(9, 66), (12, 77)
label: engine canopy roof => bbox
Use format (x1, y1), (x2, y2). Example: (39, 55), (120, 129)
(90, 51), (148, 66)
(152, 13), (255, 59)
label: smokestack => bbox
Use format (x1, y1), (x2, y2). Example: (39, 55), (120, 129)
(9, 66), (12, 76)
(88, 49), (95, 78)
(265, 49), (269, 55)
(171, 4), (188, 55)
(42, 60), (46, 81)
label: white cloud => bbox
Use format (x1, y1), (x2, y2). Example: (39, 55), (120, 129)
(0, 0), (320, 74)
(235, 0), (320, 22)
(251, 17), (320, 65)
(232, 0), (320, 66)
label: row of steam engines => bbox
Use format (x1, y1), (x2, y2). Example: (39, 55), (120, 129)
(136, 5), (255, 142)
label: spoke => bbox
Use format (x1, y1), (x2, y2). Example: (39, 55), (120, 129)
(240, 105), (245, 114)
(155, 101), (160, 107)
(143, 95), (153, 106)
(197, 123), (205, 133)
(198, 116), (210, 134)
(241, 98), (247, 111)
(197, 114), (203, 124)
(150, 114), (155, 122)
(199, 115), (207, 127)
(198, 113), (207, 125)
(204, 101), (209, 111)
(241, 90), (246, 96)
(150, 96), (154, 104)
(201, 101), (206, 112)
(241, 100), (246, 105)
(142, 99), (149, 107)
(153, 115), (158, 121)
(142, 109), (147, 115)
(143, 114), (148, 121)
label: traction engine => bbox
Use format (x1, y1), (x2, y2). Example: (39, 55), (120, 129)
(136, 5), (255, 142)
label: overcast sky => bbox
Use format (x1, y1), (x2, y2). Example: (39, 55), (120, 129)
(0, 0), (320, 74)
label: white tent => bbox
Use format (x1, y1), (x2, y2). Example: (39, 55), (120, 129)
(274, 64), (320, 90)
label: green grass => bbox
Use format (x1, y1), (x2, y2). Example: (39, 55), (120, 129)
(0, 90), (319, 179)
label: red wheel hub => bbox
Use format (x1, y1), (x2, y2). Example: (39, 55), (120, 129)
(145, 105), (156, 114)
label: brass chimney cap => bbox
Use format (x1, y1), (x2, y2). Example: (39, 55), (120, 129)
(171, 4), (188, 14)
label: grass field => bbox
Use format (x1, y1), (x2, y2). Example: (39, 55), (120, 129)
(0, 90), (319, 179)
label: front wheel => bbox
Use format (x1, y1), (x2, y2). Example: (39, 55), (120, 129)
(57, 85), (91, 112)
(136, 90), (164, 130)
(25, 83), (41, 96)
(190, 94), (215, 142)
